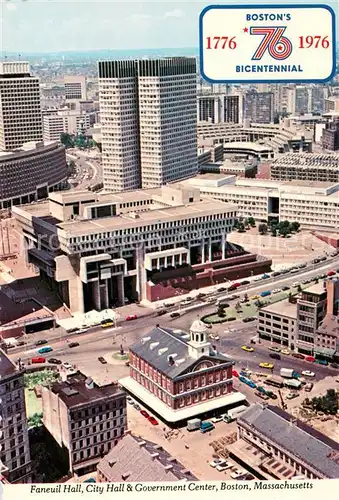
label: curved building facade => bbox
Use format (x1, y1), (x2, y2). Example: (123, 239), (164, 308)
(0, 141), (68, 209)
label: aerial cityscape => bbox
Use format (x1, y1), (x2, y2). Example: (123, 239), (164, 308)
(1, 0), (339, 488)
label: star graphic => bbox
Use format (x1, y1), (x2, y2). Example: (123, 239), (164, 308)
(277, 45), (283, 51)
(243, 27), (248, 33)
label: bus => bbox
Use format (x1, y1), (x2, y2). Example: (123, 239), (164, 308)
(265, 376), (284, 388)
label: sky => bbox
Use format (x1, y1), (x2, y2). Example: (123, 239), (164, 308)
(1, 0), (338, 54)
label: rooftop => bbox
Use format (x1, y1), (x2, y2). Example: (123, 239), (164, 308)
(317, 314), (339, 338)
(129, 325), (233, 379)
(50, 372), (124, 408)
(97, 433), (197, 482)
(222, 141), (272, 152)
(0, 349), (18, 378)
(301, 282), (327, 296)
(260, 299), (297, 319)
(238, 404), (339, 479)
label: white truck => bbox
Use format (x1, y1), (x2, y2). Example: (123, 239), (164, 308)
(280, 368), (298, 379)
(223, 405), (249, 422)
(187, 418), (201, 432)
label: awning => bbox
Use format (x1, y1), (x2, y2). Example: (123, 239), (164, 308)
(313, 347), (336, 357)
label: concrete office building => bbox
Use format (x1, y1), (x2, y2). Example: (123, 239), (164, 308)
(322, 121), (339, 151)
(64, 76), (87, 101)
(0, 141), (68, 210)
(180, 175), (339, 230)
(295, 86), (310, 115)
(198, 94), (241, 123)
(43, 111), (91, 141)
(0, 62), (43, 151)
(41, 372), (127, 475)
(120, 321), (245, 424)
(271, 152), (339, 183)
(243, 91), (274, 124)
(98, 58), (198, 192)
(258, 279), (339, 357)
(13, 184), (241, 312)
(234, 404), (339, 479)
(0, 350), (31, 483)
(197, 121), (313, 154)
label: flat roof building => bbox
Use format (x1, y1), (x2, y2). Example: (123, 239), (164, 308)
(13, 184), (239, 312)
(271, 152), (339, 183)
(99, 58), (198, 192)
(0, 350), (31, 483)
(41, 371), (127, 476)
(179, 174), (339, 230)
(0, 62), (43, 151)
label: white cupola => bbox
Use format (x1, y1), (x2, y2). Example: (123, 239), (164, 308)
(188, 320), (211, 359)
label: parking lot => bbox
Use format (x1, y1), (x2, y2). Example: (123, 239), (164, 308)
(125, 398), (250, 480)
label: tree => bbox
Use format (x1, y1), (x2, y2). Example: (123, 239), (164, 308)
(247, 217), (256, 227)
(233, 219), (239, 229)
(279, 226), (290, 238)
(271, 227), (277, 237)
(297, 284), (302, 293)
(244, 293), (249, 302)
(258, 223), (268, 235)
(60, 133), (74, 148)
(237, 222), (246, 233)
(290, 221), (301, 232)
(217, 306), (226, 317)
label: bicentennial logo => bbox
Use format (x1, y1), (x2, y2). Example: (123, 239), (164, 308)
(200, 5), (336, 82)
(250, 27), (293, 60)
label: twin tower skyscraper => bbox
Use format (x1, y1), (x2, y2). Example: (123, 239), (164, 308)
(98, 57), (198, 192)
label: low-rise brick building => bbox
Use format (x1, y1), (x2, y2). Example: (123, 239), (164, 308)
(119, 320), (245, 425)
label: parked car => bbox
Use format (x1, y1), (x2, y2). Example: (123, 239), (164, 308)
(134, 404), (141, 411)
(301, 370), (315, 378)
(268, 346), (281, 352)
(35, 339), (48, 346)
(170, 312), (180, 318)
(292, 353), (305, 359)
(211, 416), (223, 423)
(216, 461), (234, 472)
(243, 316), (256, 323)
(98, 356), (107, 364)
(37, 346), (53, 354)
(156, 310), (167, 316)
(286, 393), (299, 400)
(255, 391), (269, 400)
(140, 410), (149, 418)
(48, 358), (62, 365)
(305, 356), (315, 362)
(231, 469), (246, 479)
(259, 362), (274, 369)
(281, 286), (290, 291)
(232, 370), (239, 377)
(101, 321), (114, 328)
(281, 349), (290, 355)
(210, 458), (225, 468)
(31, 357), (46, 364)
(315, 359), (328, 366)
(76, 328), (88, 334)
(69, 342), (79, 348)
(272, 288), (281, 294)
(241, 280), (250, 285)
(241, 345), (254, 352)
(331, 363), (339, 369)
(269, 353), (281, 360)
(62, 361), (73, 369)
(148, 416), (158, 426)
(305, 382), (314, 392)
(126, 314), (137, 321)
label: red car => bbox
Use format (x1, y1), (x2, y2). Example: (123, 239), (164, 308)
(140, 410), (149, 418)
(233, 282), (241, 288)
(232, 370), (239, 377)
(31, 357), (46, 364)
(292, 353), (305, 360)
(305, 356), (315, 363)
(327, 270), (336, 276)
(148, 416), (159, 426)
(126, 314), (137, 321)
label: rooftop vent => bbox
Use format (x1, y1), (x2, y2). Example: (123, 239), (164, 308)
(61, 387), (79, 397)
(85, 377), (94, 389)
(175, 358), (186, 366)
(173, 329), (182, 334)
(150, 453), (159, 459)
(167, 457), (177, 463)
(158, 347), (168, 355)
(150, 342), (159, 350)
(141, 336), (151, 345)
(121, 473), (131, 481)
(108, 460), (116, 467)
(138, 440), (146, 447)
(153, 445), (163, 451)
(164, 465), (173, 470)
(181, 334), (190, 340)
